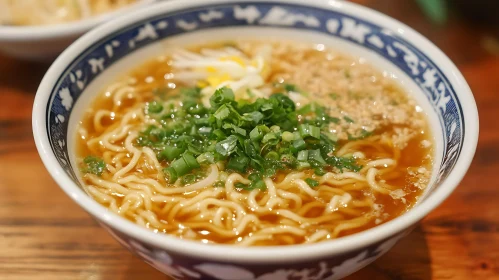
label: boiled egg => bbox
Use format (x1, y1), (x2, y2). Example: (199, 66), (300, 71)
(171, 45), (272, 105)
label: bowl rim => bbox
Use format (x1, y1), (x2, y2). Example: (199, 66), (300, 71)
(0, 0), (155, 41)
(32, 0), (479, 263)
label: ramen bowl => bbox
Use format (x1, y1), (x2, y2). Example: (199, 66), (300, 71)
(32, 0), (478, 279)
(0, 0), (155, 61)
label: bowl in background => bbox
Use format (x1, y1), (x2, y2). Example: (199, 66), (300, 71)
(0, 0), (156, 61)
(32, 0), (478, 279)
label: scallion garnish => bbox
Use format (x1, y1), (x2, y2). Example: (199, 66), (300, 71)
(81, 156), (106, 176)
(297, 150), (309, 162)
(147, 101), (164, 114)
(305, 178), (320, 187)
(343, 116), (355, 123)
(298, 124), (321, 139)
(136, 86), (361, 187)
(158, 145), (183, 161)
(227, 155), (250, 173)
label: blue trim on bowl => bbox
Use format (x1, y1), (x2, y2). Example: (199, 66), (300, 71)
(45, 2), (464, 190)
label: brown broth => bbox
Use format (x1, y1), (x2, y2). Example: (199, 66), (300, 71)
(76, 41), (434, 245)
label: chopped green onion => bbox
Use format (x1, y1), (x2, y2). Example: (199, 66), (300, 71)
(249, 125), (269, 142)
(305, 178), (319, 187)
(265, 151), (279, 160)
(198, 127), (212, 135)
(81, 156), (106, 176)
(291, 139), (306, 153)
(280, 154), (296, 165)
(297, 150), (309, 162)
(262, 132), (277, 144)
(326, 156), (362, 172)
(281, 131), (294, 142)
(314, 167), (326, 176)
(181, 174), (197, 185)
(270, 125), (281, 133)
(249, 173), (265, 189)
(171, 153), (199, 177)
(248, 173), (261, 182)
(210, 87), (235, 108)
(183, 153), (200, 168)
(328, 116), (340, 124)
(278, 146), (290, 155)
(227, 155), (250, 173)
(251, 180), (266, 190)
(215, 135), (238, 156)
(293, 131), (302, 140)
(180, 87), (201, 98)
(137, 85), (365, 189)
(284, 83), (297, 92)
(323, 131), (339, 143)
(297, 161), (311, 170)
(159, 145), (183, 161)
(242, 111), (264, 125)
(223, 123), (247, 136)
(235, 182), (248, 189)
(348, 129), (373, 141)
(163, 167), (178, 183)
(170, 157), (190, 176)
(297, 104), (312, 115)
(343, 116), (355, 123)
(298, 124), (321, 139)
(197, 152), (215, 164)
(270, 93), (295, 112)
(250, 127), (262, 141)
(212, 129), (226, 140)
(308, 149), (327, 165)
(214, 105), (231, 120)
(234, 180), (266, 191)
(147, 101), (163, 114)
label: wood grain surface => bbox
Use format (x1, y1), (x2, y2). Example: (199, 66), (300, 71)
(0, 0), (498, 279)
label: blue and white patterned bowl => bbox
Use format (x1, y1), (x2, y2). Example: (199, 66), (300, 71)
(32, 0), (479, 279)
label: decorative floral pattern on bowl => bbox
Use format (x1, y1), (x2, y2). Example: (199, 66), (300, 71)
(102, 221), (408, 280)
(34, 1), (476, 279)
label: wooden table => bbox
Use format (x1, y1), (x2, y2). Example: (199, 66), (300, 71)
(1, 1), (498, 279)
